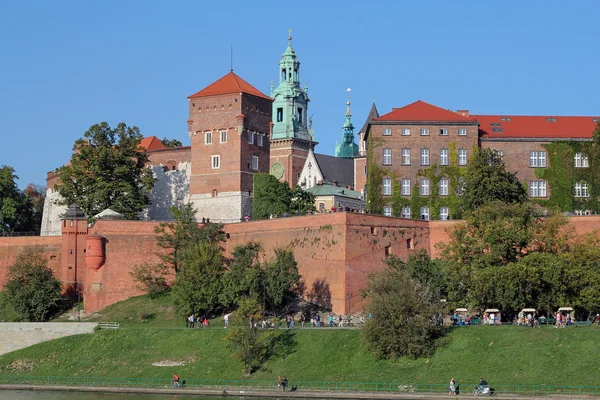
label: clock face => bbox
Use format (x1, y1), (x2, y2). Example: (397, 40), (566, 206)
(270, 162), (284, 180)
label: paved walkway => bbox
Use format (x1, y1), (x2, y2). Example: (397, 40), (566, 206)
(0, 384), (590, 399)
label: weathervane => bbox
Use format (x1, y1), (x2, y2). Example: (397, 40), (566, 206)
(288, 28), (292, 42)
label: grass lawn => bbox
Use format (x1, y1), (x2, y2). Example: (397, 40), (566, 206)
(1, 294), (599, 386)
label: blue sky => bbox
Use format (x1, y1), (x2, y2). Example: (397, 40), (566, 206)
(1, 1), (598, 188)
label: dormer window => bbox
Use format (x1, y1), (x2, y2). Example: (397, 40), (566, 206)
(277, 108), (283, 122)
(281, 69), (286, 81)
(297, 108), (303, 124)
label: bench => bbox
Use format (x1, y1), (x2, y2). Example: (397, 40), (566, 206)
(97, 322), (120, 329)
(539, 318), (555, 325)
(575, 320), (593, 327)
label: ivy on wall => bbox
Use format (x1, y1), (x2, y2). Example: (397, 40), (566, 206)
(534, 126), (600, 213)
(366, 138), (467, 220)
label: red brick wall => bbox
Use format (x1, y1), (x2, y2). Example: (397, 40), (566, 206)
(0, 237), (62, 287)
(369, 122), (479, 206)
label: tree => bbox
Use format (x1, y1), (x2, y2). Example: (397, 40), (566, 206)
(386, 250), (446, 298)
(130, 262), (170, 298)
(461, 148), (527, 212)
(22, 184), (46, 234)
(172, 241), (224, 317)
(160, 137), (183, 147)
(55, 122), (156, 220)
(154, 203), (204, 274)
(252, 174), (292, 220)
(264, 248), (302, 311)
(289, 186), (316, 215)
(0, 166), (31, 234)
(221, 242), (263, 309)
(361, 265), (445, 359)
(4, 248), (62, 321)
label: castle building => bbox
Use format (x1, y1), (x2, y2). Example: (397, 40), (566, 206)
(364, 100), (600, 219)
(187, 72), (272, 223)
(269, 34), (316, 188)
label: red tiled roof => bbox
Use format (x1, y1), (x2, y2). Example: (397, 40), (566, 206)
(188, 72), (271, 100)
(475, 115), (599, 139)
(375, 100), (476, 123)
(139, 136), (166, 151)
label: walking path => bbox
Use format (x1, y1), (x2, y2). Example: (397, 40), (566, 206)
(0, 384), (592, 399)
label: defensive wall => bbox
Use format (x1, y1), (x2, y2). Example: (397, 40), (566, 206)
(0, 215), (598, 316)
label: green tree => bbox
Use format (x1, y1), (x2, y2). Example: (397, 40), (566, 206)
(173, 241), (224, 317)
(0, 166), (31, 233)
(4, 248), (62, 322)
(154, 203), (204, 274)
(129, 262), (170, 298)
(461, 148), (527, 212)
(22, 184), (46, 234)
(289, 185), (316, 215)
(221, 242), (263, 309)
(160, 137), (183, 147)
(264, 248), (302, 311)
(361, 265), (445, 359)
(252, 173), (292, 220)
(55, 122), (156, 220)
(386, 250), (446, 298)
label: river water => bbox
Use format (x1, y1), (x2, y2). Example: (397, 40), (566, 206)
(0, 391), (297, 400)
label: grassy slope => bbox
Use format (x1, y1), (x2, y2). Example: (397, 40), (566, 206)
(1, 294), (599, 385)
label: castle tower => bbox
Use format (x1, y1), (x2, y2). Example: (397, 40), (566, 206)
(60, 203), (88, 296)
(187, 72), (272, 223)
(269, 31), (317, 188)
(335, 92), (359, 158)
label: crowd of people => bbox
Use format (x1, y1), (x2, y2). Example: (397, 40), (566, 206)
(185, 313), (210, 328)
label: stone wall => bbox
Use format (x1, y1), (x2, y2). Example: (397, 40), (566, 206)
(0, 323), (97, 356)
(40, 188), (67, 237)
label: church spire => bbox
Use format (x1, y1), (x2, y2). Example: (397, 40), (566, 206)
(335, 88), (358, 158)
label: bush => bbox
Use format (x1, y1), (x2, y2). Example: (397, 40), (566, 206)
(4, 248), (62, 322)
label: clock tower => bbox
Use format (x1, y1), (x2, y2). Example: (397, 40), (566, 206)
(269, 31), (316, 188)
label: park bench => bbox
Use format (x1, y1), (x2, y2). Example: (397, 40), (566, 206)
(97, 322), (120, 329)
(539, 318), (555, 325)
(575, 320), (593, 327)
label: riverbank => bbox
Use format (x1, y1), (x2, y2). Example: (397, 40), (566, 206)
(2, 384), (598, 400)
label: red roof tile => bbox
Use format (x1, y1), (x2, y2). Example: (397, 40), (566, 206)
(475, 115), (599, 139)
(139, 136), (166, 151)
(375, 100), (476, 123)
(188, 72), (271, 100)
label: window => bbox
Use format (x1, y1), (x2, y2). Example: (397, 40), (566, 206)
(575, 153), (589, 168)
(383, 206), (392, 217)
(220, 130), (227, 143)
(257, 135), (263, 147)
(211, 155), (220, 169)
(420, 178), (430, 196)
(420, 206), (430, 221)
(458, 128), (467, 136)
(382, 178), (392, 195)
(401, 148), (410, 165)
(440, 206), (449, 220)
(383, 148), (392, 165)
(457, 178), (465, 195)
(420, 128), (430, 136)
(276, 108), (283, 122)
(401, 178), (411, 196)
(440, 178), (449, 196)
(440, 149), (449, 166)
(458, 149), (467, 166)
(402, 128), (411, 136)
(439, 128), (448, 136)
(575, 182), (589, 198)
(420, 148), (430, 166)
(529, 181), (547, 198)
(252, 156), (259, 170)
(297, 108), (303, 123)
(529, 151), (547, 168)
(205, 131), (212, 144)
(383, 128), (392, 136)
(401, 206), (411, 219)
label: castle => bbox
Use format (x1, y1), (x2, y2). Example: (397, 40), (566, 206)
(2, 34), (598, 316)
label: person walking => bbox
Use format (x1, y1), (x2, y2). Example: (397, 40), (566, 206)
(449, 378), (456, 395)
(300, 314), (306, 328)
(224, 313), (230, 328)
(329, 315), (334, 327)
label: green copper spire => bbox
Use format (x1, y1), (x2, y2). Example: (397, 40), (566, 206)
(335, 89), (359, 158)
(271, 30), (312, 141)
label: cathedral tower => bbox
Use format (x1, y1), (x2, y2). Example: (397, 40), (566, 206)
(187, 72), (272, 223)
(335, 92), (359, 158)
(269, 32), (316, 188)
